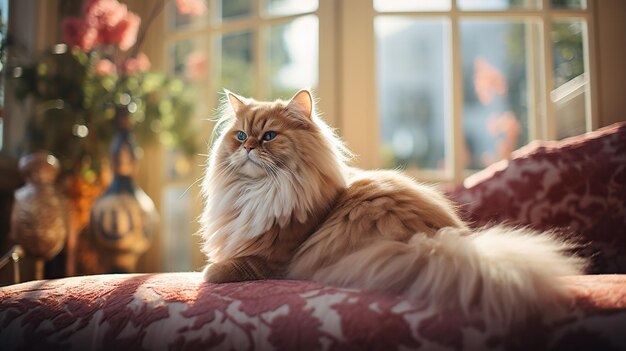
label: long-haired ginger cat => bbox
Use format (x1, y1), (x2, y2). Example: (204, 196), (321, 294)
(200, 89), (585, 327)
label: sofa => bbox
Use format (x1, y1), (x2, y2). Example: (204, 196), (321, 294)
(1, 122), (625, 351)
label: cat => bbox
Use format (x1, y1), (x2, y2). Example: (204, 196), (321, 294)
(199, 88), (586, 327)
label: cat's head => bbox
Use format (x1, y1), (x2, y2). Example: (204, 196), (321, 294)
(200, 90), (348, 254)
(209, 89), (349, 185)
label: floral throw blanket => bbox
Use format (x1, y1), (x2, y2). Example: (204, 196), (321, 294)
(1, 272), (625, 350)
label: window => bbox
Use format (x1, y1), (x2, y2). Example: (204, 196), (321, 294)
(341, 0), (596, 182)
(161, 0), (333, 271)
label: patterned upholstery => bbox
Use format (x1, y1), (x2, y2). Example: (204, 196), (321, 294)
(449, 122), (626, 273)
(1, 273), (626, 351)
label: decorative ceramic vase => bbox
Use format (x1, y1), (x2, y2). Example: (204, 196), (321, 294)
(10, 152), (67, 279)
(89, 108), (158, 273)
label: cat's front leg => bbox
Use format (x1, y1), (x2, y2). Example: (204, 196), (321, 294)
(202, 255), (275, 283)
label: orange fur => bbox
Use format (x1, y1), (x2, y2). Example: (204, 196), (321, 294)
(200, 89), (586, 328)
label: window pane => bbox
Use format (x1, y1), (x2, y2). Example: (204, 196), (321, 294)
(551, 0), (586, 9)
(552, 19), (589, 139)
(264, 0), (318, 17)
(376, 17), (450, 171)
(217, 31), (255, 97)
(161, 186), (193, 272)
(552, 20), (586, 89)
(167, 40), (208, 81)
(460, 20), (538, 169)
(219, 0), (252, 20)
(168, 0), (208, 30)
(165, 39), (207, 180)
(457, 0), (541, 11)
(374, 0), (450, 12)
(266, 16), (318, 100)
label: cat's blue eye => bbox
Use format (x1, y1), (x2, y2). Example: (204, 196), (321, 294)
(236, 131), (247, 141)
(262, 131), (277, 141)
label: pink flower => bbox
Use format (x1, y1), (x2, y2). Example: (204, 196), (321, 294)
(63, 18), (98, 52)
(62, 0), (140, 52)
(95, 59), (117, 76)
(122, 52), (151, 75)
(176, 0), (207, 15)
(104, 11), (141, 51)
(83, 0), (128, 28)
(185, 51), (208, 81)
(473, 57), (508, 106)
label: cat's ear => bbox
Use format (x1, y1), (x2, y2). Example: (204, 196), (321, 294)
(287, 89), (313, 119)
(224, 89), (247, 115)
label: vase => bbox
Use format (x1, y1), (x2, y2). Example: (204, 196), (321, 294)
(10, 152), (67, 279)
(89, 107), (158, 273)
(64, 171), (109, 276)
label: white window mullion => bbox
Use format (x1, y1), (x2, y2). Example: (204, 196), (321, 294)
(209, 29), (223, 108)
(450, 3), (464, 183)
(202, 30), (217, 125)
(253, 0), (266, 99)
(317, 0), (338, 127)
(526, 18), (544, 141)
(541, 0), (556, 140)
(339, 0), (378, 169)
(583, 1), (599, 131)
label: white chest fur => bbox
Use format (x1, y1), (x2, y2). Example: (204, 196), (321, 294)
(201, 168), (307, 260)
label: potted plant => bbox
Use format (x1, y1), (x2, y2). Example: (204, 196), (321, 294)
(9, 0), (206, 275)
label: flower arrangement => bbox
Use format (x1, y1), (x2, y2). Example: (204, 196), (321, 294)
(11, 0), (207, 181)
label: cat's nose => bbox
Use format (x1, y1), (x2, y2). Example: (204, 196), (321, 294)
(245, 146), (255, 153)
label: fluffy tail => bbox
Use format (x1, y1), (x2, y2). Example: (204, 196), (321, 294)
(312, 226), (586, 327)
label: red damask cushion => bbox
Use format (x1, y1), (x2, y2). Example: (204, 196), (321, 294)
(1, 273), (626, 350)
(449, 122), (626, 274)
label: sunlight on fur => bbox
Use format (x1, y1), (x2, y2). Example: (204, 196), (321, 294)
(199, 89), (587, 329)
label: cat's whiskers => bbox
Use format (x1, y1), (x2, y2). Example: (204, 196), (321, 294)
(258, 156), (282, 186)
(211, 158), (239, 185)
(268, 164), (287, 187)
(261, 156), (293, 186)
(270, 157), (300, 188)
(213, 157), (235, 173)
(265, 167), (280, 187)
(180, 174), (205, 200)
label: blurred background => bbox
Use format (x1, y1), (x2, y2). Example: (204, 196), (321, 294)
(0, 0), (624, 283)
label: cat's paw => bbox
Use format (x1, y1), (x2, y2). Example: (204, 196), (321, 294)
(202, 261), (244, 283)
